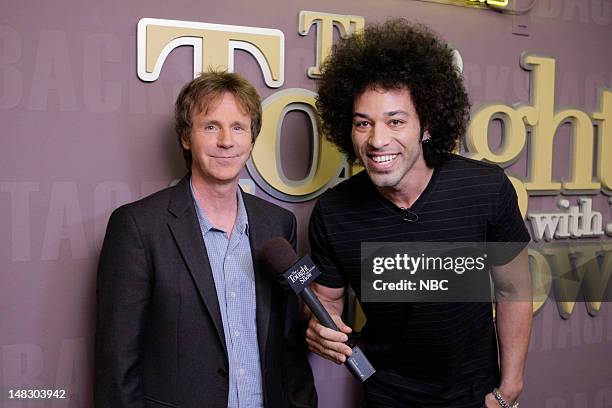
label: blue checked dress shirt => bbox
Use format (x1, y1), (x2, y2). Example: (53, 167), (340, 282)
(191, 181), (263, 408)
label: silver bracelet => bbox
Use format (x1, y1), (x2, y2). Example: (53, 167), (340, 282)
(492, 388), (519, 408)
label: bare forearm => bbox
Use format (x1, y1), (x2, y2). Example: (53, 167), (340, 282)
(304, 282), (345, 318)
(490, 248), (532, 403)
(495, 300), (532, 400)
(318, 294), (344, 316)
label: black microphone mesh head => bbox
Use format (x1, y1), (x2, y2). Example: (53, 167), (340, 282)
(261, 237), (298, 277)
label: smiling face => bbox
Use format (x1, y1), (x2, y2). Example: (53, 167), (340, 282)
(351, 86), (428, 194)
(182, 92), (253, 187)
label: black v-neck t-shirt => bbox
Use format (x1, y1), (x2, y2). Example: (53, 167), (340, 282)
(309, 154), (530, 407)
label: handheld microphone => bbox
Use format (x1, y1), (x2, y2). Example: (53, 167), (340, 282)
(261, 237), (376, 382)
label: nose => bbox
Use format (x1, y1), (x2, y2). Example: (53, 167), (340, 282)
(217, 128), (234, 148)
(367, 124), (390, 150)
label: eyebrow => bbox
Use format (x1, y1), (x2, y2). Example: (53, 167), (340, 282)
(353, 110), (410, 119)
(385, 110), (410, 117)
(353, 112), (371, 120)
(196, 119), (249, 127)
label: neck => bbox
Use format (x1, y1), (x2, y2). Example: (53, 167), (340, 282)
(378, 165), (434, 209)
(191, 173), (239, 234)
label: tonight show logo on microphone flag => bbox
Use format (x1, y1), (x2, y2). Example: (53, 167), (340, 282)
(283, 255), (319, 293)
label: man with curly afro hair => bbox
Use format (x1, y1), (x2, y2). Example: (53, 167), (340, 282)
(306, 19), (532, 408)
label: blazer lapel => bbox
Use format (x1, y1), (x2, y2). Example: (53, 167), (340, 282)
(167, 176), (227, 356)
(243, 192), (272, 360)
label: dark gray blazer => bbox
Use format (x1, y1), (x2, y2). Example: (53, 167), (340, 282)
(94, 176), (317, 408)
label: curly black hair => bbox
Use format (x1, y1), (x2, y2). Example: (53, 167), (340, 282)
(316, 19), (470, 167)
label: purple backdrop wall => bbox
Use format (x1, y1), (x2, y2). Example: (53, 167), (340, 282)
(1, 0), (611, 407)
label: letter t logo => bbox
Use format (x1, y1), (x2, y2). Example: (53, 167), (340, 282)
(298, 11), (365, 78)
(137, 18), (285, 87)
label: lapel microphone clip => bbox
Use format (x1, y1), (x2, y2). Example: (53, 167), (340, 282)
(400, 207), (419, 222)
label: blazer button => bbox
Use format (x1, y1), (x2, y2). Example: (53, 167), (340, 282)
(217, 368), (228, 378)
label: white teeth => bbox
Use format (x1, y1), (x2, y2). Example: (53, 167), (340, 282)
(372, 154), (397, 163)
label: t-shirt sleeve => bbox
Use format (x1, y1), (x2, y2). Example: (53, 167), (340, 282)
(308, 199), (347, 288)
(487, 170), (531, 265)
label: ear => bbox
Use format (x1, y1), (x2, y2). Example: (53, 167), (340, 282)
(247, 136), (255, 154)
(421, 129), (431, 143)
(181, 135), (191, 150)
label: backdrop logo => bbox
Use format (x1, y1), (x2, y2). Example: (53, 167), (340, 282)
(136, 13), (612, 318)
(298, 11), (364, 78)
(137, 18), (285, 87)
(468, 0), (508, 6)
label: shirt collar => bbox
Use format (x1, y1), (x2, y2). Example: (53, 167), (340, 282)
(190, 178), (249, 236)
(234, 188), (249, 236)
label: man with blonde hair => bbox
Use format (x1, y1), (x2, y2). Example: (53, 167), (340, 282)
(95, 71), (317, 408)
